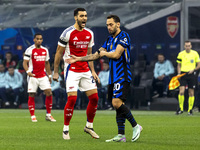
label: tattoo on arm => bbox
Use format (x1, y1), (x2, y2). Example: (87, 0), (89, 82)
(80, 53), (100, 61)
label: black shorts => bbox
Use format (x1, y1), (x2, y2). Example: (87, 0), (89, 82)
(179, 72), (197, 89)
(107, 81), (130, 102)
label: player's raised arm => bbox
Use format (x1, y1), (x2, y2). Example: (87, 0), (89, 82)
(53, 45), (65, 81)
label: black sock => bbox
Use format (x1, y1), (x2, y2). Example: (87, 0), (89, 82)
(116, 106), (126, 135)
(118, 104), (137, 128)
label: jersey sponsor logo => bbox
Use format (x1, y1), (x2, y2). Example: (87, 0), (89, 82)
(34, 55), (46, 61)
(73, 41), (89, 49)
(34, 52), (38, 55)
(86, 36), (90, 39)
(167, 16), (179, 38)
(73, 36), (78, 40)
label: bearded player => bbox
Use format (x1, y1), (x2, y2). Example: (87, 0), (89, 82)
(53, 8), (100, 140)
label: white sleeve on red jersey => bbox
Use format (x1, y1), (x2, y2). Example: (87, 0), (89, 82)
(58, 26), (74, 47)
(24, 45), (34, 60)
(41, 46), (50, 61)
(85, 28), (95, 48)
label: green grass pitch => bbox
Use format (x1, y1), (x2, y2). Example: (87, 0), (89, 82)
(0, 109), (200, 150)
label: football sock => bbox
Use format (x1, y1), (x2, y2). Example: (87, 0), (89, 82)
(64, 96), (77, 126)
(28, 96), (35, 116)
(63, 125), (69, 131)
(116, 105), (126, 135)
(45, 95), (52, 114)
(188, 96), (194, 112)
(86, 122), (93, 128)
(178, 94), (184, 111)
(119, 104), (137, 127)
(86, 93), (98, 123)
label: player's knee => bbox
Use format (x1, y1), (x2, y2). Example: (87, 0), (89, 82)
(67, 96), (77, 108)
(29, 93), (35, 97)
(88, 93), (98, 106)
(112, 100), (122, 109)
(44, 90), (52, 96)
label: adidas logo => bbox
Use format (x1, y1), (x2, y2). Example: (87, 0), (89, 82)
(34, 52), (38, 55)
(73, 36), (78, 40)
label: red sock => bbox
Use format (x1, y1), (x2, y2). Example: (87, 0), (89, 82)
(86, 93), (98, 123)
(64, 96), (77, 125)
(28, 96), (35, 116)
(45, 95), (53, 114)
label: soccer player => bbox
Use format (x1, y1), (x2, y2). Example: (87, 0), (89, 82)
(66, 15), (143, 142)
(23, 33), (56, 122)
(53, 8), (100, 140)
(176, 41), (200, 115)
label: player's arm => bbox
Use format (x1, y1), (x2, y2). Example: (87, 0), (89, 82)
(177, 63), (181, 75)
(195, 62), (200, 71)
(100, 44), (124, 59)
(188, 62), (200, 74)
(23, 59), (34, 77)
(80, 47), (106, 61)
(53, 45), (65, 81)
(45, 61), (52, 83)
(87, 47), (100, 83)
(66, 47), (106, 63)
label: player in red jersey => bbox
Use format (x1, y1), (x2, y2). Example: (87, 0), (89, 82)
(23, 33), (56, 123)
(53, 8), (99, 140)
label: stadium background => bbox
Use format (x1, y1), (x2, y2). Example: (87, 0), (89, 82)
(0, 0), (200, 110)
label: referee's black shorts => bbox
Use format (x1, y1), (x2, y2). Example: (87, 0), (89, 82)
(179, 71), (197, 89)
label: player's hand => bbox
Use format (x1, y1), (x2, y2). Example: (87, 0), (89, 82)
(27, 72), (35, 77)
(188, 70), (194, 74)
(48, 76), (52, 84)
(53, 72), (59, 82)
(92, 71), (100, 84)
(65, 55), (79, 64)
(100, 51), (107, 57)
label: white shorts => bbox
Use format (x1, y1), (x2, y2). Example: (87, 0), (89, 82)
(65, 70), (97, 92)
(27, 76), (51, 93)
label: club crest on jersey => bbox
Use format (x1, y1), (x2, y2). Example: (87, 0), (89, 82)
(167, 16), (179, 38)
(42, 52), (46, 54)
(73, 36), (78, 40)
(190, 59), (194, 63)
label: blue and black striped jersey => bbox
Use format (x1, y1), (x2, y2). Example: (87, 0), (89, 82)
(102, 31), (132, 84)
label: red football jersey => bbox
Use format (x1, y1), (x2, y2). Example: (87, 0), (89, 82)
(58, 26), (94, 72)
(24, 45), (50, 78)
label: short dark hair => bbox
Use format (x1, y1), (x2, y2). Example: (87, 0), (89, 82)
(185, 40), (191, 44)
(34, 33), (42, 38)
(74, 8), (86, 16)
(6, 51), (12, 55)
(8, 65), (15, 69)
(107, 15), (120, 23)
(157, 53), (164, 57)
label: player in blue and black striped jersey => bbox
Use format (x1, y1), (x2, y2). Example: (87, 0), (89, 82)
(66, 15), (143, 142)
